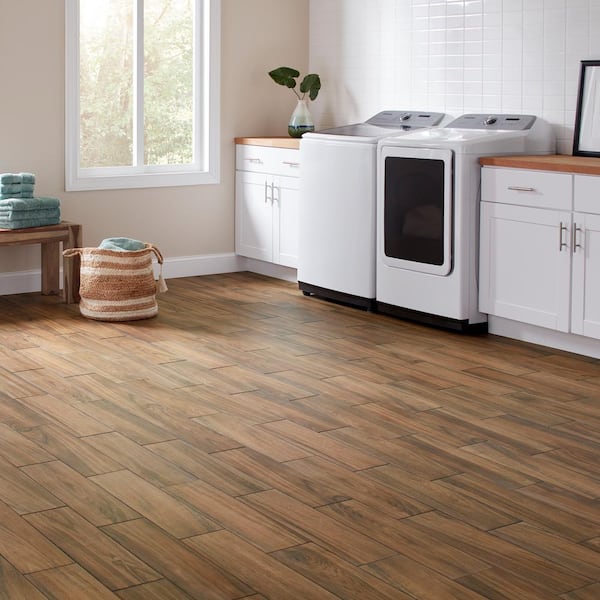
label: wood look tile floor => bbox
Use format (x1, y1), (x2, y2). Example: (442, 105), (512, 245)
(0, 272), (599, 599)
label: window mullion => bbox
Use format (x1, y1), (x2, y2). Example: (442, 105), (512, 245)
(133, 0), (144, 168)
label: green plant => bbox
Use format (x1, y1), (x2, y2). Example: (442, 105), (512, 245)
(268, 66), (321, 101)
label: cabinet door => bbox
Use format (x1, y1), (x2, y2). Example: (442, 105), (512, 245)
(571, 213), (600, 339)
(479, 202), (572, 332)
(273, 174), (298, 268)
(235, 170), (273, 262)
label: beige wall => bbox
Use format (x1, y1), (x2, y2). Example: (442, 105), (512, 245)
(0, 0), (308, 276)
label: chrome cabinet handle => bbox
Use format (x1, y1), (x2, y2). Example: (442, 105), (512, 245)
(559, 222), (568, 251)
(264, 180), (269, 203)
(508, 185), (536, 192)
(282, 161), (300, 168)
(573, 223), (583, 253)
(246, 157), (262, 164)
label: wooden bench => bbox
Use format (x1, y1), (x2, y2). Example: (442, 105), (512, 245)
(0, 222), (82, 303)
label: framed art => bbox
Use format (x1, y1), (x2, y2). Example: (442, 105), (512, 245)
(573, 59), (600, 157)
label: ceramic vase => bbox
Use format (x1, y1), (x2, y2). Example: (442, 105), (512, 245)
(288, 99), (315, 138)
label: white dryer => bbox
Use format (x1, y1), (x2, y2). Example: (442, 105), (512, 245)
(298, 110), (447, 309)
(377, 114), (556, 331)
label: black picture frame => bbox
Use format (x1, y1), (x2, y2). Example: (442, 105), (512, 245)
(573, 59), (600, 157)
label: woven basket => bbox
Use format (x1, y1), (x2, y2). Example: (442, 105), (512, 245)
(63, 243), (167, 322)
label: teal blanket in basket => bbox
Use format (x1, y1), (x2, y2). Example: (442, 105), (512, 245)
(99, 237), (146, 251)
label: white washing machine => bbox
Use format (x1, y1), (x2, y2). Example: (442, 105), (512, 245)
(298, 110), (447, 309)
(377, 114), (556, 331)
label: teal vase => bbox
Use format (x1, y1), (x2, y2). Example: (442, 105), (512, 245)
(288, 99), (314, 138)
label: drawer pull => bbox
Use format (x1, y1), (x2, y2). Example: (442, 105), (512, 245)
(559, 222), (568, 251)
(507, 185), (536, 192)
(282, 161), (300, 167)
(573, 223), (583, 253)
(246, 158), (263, 164)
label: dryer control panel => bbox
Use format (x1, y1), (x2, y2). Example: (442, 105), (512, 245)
(447, 114), (536, 130)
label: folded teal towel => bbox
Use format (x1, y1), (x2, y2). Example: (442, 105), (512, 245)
(18, 172), (35, 184)
(0, 214), (61, 230)
(0, 192), (21, 200)
(99, 237), (146, 251)
(0, 173), (35, 185)
(0, 208), (60, 221)
(20, 191), (33, 199)
(20, 183), (34, 193)
(0, 197), (60, 211)
(0, 184), (22, 194)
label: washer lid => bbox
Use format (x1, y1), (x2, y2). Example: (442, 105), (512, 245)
(314, 110), (446, 138)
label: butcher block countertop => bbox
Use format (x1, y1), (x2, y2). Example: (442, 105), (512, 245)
(480, 154), (600, 175)
(235, 137), (300, 150)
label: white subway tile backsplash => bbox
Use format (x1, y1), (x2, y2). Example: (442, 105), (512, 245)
(309, 0), (600, 152)
(465, 0), (483, 15)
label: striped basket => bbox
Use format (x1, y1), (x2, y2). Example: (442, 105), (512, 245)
(63, 243), (167, 322)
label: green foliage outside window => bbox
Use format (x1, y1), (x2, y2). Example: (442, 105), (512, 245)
(79, 0), (193, 169)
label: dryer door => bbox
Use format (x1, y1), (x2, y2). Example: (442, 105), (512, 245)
(380, 146), (453, 276)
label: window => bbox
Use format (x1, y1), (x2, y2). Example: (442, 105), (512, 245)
(66, 0), (220, 191)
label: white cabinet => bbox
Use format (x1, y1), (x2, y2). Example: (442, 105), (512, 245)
(235, 143), (299, 268)
(572, 176), (600, 338)
(480, 167), (600, 342)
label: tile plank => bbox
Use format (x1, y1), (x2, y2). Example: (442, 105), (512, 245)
(23, 460), (140, 526)
(25, 507), (159, 590)
(27, 564), (121, 599)
(0, 501), (71, 573)
(103, 519), (252, 600)
(185, 530), (340, 600)
(91, 469), (219, 537)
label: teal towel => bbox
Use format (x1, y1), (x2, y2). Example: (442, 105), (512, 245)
(0, 173), (35, 185)
(0, 208), (60, 221)
(99, 237), (146, 251)
(20, 191), (34, 199)
(0, 192), (21, 200)
(18, 172), (35, 184)
(0, 197), (60, 211)
(0, 184), (22, 194)
(20, 183), (34, 193)
(0, 216), (61, 229)
(0, 208), (60, 229)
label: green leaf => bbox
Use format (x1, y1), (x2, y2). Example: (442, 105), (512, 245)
(300, 73), (321, 100)
(268, 66), (300, 89)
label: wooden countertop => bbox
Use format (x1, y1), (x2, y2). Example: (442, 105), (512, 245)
(480, 154), (600, 175)
(235, 137), (300, 150)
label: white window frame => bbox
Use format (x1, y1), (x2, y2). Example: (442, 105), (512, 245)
(65, 0), (220, 191)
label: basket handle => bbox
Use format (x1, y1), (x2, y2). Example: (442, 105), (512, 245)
(63, 248), (82, 258)
(145, 243), (164, 265)
(144, 243), (168, 293)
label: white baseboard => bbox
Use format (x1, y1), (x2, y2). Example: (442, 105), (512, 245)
(0, 269), (42, 296)
(0, 253), (297, 296)
(238, 257), (298, 282)
(488, 316), (600, 359)
(160, 253), (244, 279)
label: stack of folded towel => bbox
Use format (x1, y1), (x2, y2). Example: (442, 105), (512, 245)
(1, 172), (36, 199)
(0, 197), (61, 230)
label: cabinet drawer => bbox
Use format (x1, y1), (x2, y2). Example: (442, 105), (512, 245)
(574, 174), (600, 214)
(481, 167), (572, 210)
(236, 144), (301, 177)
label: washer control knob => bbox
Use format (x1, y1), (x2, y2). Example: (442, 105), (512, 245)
(484, 116), (497, 125)
(401, 113), (411, 121)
